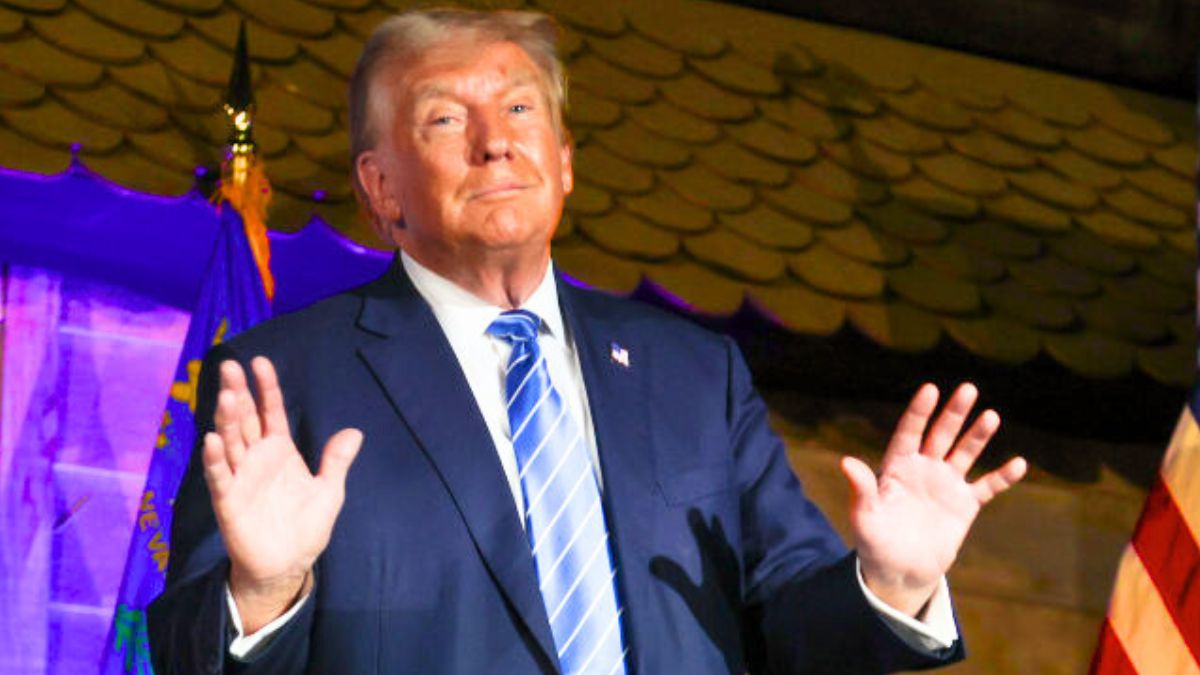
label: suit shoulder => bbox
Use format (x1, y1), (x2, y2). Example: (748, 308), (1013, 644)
(218, 280), (372, 359)
(562, 281), (728, 349)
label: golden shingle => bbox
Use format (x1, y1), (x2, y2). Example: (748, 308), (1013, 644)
(110, 61), (221, 111)
(293, 129), (351, 172)
(0, 35), (103, 86)
(821, 139), (912, 181)
(1138, 343), (1196, 388)
(660, 72), (754, 122)
(0, 125), (67, 173)
(553, 212), (574, 240)
(574, 143), (654, 194)
(947, 131), (1036, 170)
(659, 163), (754, 212)
(1, 0), (64, 12)
(303, 30), (362, 78)
(1074, 212), (1160, 250)
(1039, 148), (1123, 190)
(1076, 296), (1168, 345)
(1104, 275), (1191, 313)
(685, 230), (786, 283)
(150, 0), (222, 13)
(642, 259), (746, 315)
(1138, 248), (1194, 290)
(57, 83), (169, 132)
(625, 3), (726, 57)
(579, 209), (678, 260)
(843, 61), (915, 94)
(979, 108), (1062, 149)
(1126, 166), (1193, 210)
(847, 300), (941, 352)
(564, 182), (612, 217)
(1008, 170), (1098, 211)
(984, 193), (1070, 233)
(762, 182), (852, 226)
(1046, 229), (1137, 275)
(1064, 126), (1147, 167)
(943, 316), (1039, 365)
(534, 0), (625, 37)
(85, 150), (194, 195)
(917, 153), (1006, 197)
(792, 74), (881, 116)
(1044, 332), (1133, 379)
(593, 122), (691, 169)
(622, 188), (712, 233)
(569, 53), (655, 104)
(1009, 257), (1099, 297)
(855, 115), (942, 155)
(1164, 230), (1194, 256)
(726, 118), (817, 165)
(625, 100), (718, 143)
(172, 108), (227, 146)
(767, 45), (822, 77)
(1151, 143), (1196, 179)
(268, 191), (317, 231)
(339, 6), (392, 40)
(1103, 186), (1189, 231)
(759, 97), (851, 141)
(884, 89), (972, 132)
(1009, 89), (1090, 128)
(820, 219), (908, 265)
(954, 221), (1042, 259)
(696, 139), (790, 186)
(558, 27), (584, 59)
(891, 176), (980, 220)
(128, 129), (217, 172)
(257, 83), (335, 134)
(749, 284), (845, 336)
(789, 243), (884, 299)
(888, 264), (980, 314)
(913, 242), (1005, 281)
(153, 31), (248, 88)
(859, 201), (950, 243)
(0, 67), (44, 105)
(31, 9), (145, 64)
(230, 0), (335, 38)
(191, 14), (300, 64)
(552, 239), (643, 293)
(720, 205), (814, 250)
(587, 31), (682, 78)
(75, 0), (183, 39)
(566, 89), (621, 129)
(795, 158), (888, 204)
(690, 51), (782, 96)
(242, 120), (291, 157)
(918, 72), (1005, 111)
(982, 278), (1075, 329)
(270, 151), (352, 200)
(3, 99), (122, 152)
(1092, 104), (1175, 146)
(0, 7), (21, 37)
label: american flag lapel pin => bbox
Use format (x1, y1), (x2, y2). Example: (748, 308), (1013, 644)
(610, 342), (630, 368)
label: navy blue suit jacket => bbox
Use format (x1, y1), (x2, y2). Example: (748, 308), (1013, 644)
(148, 260), (962, 674)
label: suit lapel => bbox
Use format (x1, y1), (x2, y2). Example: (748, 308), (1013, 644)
(558, 278), (658, 673)
(356, 262), (559, 669)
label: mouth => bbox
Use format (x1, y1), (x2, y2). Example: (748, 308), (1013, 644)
(470, 183), (528, 201)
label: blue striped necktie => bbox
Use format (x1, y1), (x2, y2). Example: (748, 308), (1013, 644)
(488, 310), (628, 675)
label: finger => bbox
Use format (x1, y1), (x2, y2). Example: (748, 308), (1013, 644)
(202, 432), (234, 497)
(884, 383), (939, 460)
(922, 382), (978, 460)
(216, 388), (247, 470)
(946, 409), (1000, 476)
(316, 428), (365, 495)
(971, 456), (1027, 505)
(840, 456), (879, 508)
(252, 356), (290, 438)
(218, 359), (257, 447)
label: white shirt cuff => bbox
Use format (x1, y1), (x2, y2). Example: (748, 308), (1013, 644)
(856, 559), (958, 652)
(225, 583), (312, 660)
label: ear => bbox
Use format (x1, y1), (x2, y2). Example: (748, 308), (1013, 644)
(355, 150), (404, 245)
(559, 140), (573, 196)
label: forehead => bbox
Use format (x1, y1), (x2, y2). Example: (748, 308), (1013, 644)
(391, 36), (548, 105)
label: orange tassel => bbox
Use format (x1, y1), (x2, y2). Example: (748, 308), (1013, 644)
(217, 154), (275, 302)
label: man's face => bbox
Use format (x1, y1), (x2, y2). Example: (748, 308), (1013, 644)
(359, 35), (573, 270)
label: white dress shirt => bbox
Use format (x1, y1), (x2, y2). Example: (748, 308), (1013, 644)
(227, 252), (957, 658)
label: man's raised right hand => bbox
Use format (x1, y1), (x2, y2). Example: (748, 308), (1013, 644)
(202, 356), (363, 634)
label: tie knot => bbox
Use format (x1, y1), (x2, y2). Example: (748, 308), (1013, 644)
(487, 309), (542, 343)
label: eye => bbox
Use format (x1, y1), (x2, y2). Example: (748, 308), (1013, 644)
(509, 103), (530, 114)
(431, 115), (454, 126)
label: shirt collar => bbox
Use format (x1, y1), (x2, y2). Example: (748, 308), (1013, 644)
(400, 250), (565, 341)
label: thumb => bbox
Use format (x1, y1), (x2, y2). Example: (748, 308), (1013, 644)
(318, 428), (364, 488)
(840, 456), (879, 507)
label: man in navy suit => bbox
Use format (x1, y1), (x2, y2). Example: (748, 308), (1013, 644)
(148, 8), (1027, 674)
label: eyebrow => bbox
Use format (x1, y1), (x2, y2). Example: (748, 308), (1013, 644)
(411, 73), (542, 106)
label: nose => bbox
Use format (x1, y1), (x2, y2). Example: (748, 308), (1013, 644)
(471, 109), (513, 164)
